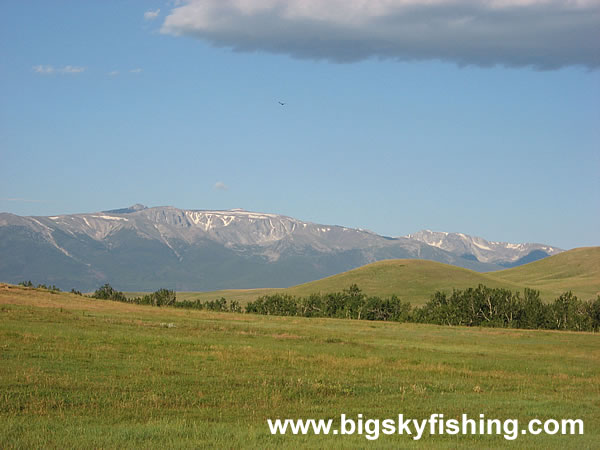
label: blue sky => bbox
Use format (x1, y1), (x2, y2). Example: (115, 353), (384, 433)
(1, 0), (598, 249)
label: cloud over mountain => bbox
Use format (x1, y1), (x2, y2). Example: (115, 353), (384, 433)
(161, 0), (600, 69)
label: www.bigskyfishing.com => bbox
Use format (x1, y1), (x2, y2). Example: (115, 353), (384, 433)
(268, 413), (584, 441)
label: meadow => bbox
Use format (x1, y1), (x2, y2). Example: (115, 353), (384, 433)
(1, 284), (598, 448)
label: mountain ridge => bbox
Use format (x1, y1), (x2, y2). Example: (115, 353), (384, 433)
(0, 204), (564, 291)
(405, 229), (561, 265)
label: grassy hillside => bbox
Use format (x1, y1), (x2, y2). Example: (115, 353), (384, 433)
(162, 247), (600, 306)
(283, 259), (523, 301)
(1, 285), (598, 448)
(139, 260), (512, 306)
(129, 260), (517, 306)
(490, 247), (600, 300)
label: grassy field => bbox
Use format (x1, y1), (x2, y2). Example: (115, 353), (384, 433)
(1, 284), (599, 448)
(134, 247), (600, 307)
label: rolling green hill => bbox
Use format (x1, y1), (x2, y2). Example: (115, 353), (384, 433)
(165, 247), (600, 306)
(281, 259), (522, 303)
(490, 247), (600, 299)
(130, 260), (516, 306)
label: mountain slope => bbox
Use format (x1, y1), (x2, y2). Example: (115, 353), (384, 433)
(0, 205), (564, 291)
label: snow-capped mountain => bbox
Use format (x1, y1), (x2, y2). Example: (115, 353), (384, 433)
(405, 230), (561, 266)
(0, 205), (562, 291)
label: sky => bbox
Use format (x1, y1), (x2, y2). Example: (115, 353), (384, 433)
(1, 0), (599, 250)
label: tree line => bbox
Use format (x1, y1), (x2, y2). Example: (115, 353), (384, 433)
(245, 284), (600, 332)
(18, 280), (600, 332)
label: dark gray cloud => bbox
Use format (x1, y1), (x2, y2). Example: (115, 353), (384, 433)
(161, 0), (600, 69)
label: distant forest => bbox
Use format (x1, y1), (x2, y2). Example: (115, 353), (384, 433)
(19, 281), (600, 332)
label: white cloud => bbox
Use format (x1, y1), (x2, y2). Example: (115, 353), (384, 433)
(161, 0), (600, 69)
(214, 181), (229, 191)
(33, 65), (86, 75)
(61, 65), (85, 74)
(144, 9), (161, 20)
(108, 69), (142, 76)
(33, 65), (55, 74)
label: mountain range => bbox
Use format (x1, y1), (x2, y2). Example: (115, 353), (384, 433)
(0, 205), (562, 291)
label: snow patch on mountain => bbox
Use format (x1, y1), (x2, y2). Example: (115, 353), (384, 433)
(91, 215), (129, 221)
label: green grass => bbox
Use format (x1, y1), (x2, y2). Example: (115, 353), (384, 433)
(133, 247), (600, 307)
(491, 247), (600, 299)
(282, 259), (522, 301)
(1, 285), (599, 448)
